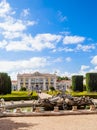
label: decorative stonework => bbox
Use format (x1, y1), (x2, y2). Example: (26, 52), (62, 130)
(54, 106), (59, 112)
(16, 108), (22, 113)
(35, 107), (40, 112)
(90, 105), (96, 111)
(72, 106), (77, 111)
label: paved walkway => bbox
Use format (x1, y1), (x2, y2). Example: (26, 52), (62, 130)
(38, 92), (52, 99)
(1, 115), (97, 130)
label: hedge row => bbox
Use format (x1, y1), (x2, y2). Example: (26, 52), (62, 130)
(71, 92), (97, 99)
(0, 95), (38, 101)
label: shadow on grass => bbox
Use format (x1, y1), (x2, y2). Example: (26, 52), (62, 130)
(0, 117), (38, 130)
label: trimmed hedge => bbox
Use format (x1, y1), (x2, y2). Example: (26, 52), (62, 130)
(0, 72), (11, 94)
(71, 91), (97, 99)
(0, 95), (38, 101)
(86, 73), (97, 92)
(0, 91), (38, 101)
(72, 75), (83, 92)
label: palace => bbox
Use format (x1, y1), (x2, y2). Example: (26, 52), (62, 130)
(17, 72), (57, 91)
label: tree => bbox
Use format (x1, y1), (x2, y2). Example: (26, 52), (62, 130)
(86, 73), (97, 92)
(72, 75), (83, 92)
(64, 76), (70, 80)
(0, 73), (11, 94)
(49, 86), (55, 94)
(57, 76), (70, 81)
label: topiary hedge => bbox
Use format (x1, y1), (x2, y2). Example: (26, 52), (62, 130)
(72, 75), (83, 92)
(86, 73), (97, 92)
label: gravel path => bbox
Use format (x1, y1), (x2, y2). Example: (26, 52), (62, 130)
(0, 115), (97, 130)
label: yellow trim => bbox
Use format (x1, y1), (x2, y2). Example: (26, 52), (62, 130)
(23, 77), (26, 88)
(48, 77), (51, 87)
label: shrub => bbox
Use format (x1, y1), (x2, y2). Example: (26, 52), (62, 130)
(71, 91), (97, 99)
(49, 86), (55, 91)
(0, 73), (11, 94)
(0, 91), (38, 101)
(72, 75), (83, 92)
(20, 87), (27, 91)
(86, 73), (97, 92)
(0, 95), (38, 101)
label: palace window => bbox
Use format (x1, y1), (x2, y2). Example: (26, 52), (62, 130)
(31, 79), (35, 82)
(25, 78), (28, 83)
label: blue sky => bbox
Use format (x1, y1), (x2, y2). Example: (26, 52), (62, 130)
(0, 0), (97, 79)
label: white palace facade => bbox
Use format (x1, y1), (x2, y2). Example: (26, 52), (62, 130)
(17, 72), (57, 91)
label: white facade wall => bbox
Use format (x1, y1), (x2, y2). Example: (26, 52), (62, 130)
(17, 72), (57, 91)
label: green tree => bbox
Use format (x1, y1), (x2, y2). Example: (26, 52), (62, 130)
(57, 76), (70, 81)
(72, 75), (83, 92)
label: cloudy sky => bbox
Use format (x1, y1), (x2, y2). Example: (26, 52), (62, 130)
(0, 0), (97, 79)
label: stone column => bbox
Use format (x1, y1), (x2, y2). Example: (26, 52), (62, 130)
(48, 77), (51, 87)
(17, 79), (21, 91)
(23, 77), (26, 88)
(28, 78), (31, 91)
(43, 78), (46, 90)
(54, 78), (56, 89)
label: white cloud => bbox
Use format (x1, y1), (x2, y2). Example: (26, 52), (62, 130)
(94, 66), (97, 70)
(4, 33), (62, 51)
(0, 0), (14, 18)
(0, 0), (37, 40)
(0, 57), (48, 72)
(21, 9), (30, 17)
(0, 19), (26, 32)
(76, 44), (95, 52)
(58, 47), (74, 52)
(2, 31), (23, 39)
(53, 57), (63, 63)
(63, 35), (85, 44)
(81, 65), (90, 71)
(59, 31), (70, 35)
(91, 55), (97, 65)
(54, 42), (95, 53)
(0, 0), (63, 52)
(65, 57), (72, 62)
(57, 11), (67, 22)
(0, 40), (7, 48)
(0, 17), (37, 33)
(31, 33), (62, 51)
